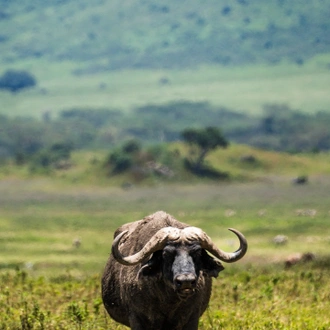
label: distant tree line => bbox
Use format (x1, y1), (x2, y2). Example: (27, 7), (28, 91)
(1, 101), (330, 168)
(246, 104), (330, 153)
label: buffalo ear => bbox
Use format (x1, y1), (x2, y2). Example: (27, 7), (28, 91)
(201, 250), (225, 278)
(138, 251), (162, 278)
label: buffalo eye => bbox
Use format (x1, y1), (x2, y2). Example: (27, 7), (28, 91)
(162, 246), (176, 259)
(189, 245), (202, 258)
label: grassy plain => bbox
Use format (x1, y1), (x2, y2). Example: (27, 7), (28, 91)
(1, 58), (330, 119)
(0, 173), (330, 328)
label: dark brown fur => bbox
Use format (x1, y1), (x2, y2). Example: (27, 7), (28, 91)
(101, 211), (225, 330)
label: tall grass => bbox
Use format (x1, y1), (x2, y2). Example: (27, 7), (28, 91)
(1, 263), (330, 329)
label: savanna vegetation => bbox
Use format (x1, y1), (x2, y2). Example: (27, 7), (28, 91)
(1, 113), (330, 328)
(1, 1), (330, 328)
(2, 262), (330, 329)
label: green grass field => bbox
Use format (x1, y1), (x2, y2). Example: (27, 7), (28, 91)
(1, 174), (330, 328)
(1, 57), (330, 119)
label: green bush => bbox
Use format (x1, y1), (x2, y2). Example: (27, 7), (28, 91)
(122, 139), (141, 154)
(106, 150), (133, 174)
(29, 142), (73, 172)
(0, 69), (37, 93)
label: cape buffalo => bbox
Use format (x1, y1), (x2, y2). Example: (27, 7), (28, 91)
(101, 211), (247, 330)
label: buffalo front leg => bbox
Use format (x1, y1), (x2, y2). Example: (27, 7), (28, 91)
(182, 315), (199, 330)
(128, 314), (151, 330)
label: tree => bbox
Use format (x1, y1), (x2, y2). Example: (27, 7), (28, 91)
(0, 69), (37, 93)
(181, 126), (228, 174)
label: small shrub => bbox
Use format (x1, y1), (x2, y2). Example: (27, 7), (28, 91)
(122, 139), (141, 154)
(0, 69), (37, 93)
(106, 150), (133, 174)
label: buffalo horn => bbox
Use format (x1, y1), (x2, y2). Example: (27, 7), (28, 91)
(197, 227), (248, 262)
(112, 227), (181, 265)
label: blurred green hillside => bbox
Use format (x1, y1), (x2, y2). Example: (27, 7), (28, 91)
(1, 0), (330, 69)
(1, 1), (330, 118)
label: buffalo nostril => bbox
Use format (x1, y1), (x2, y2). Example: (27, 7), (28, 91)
(174, 274), (197, 289)
(175, 279), (183, 288)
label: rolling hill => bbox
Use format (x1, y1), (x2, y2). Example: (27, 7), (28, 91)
(1, 0), (330, 69)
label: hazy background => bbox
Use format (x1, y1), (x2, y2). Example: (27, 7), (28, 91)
(1, 0), (330, 161)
